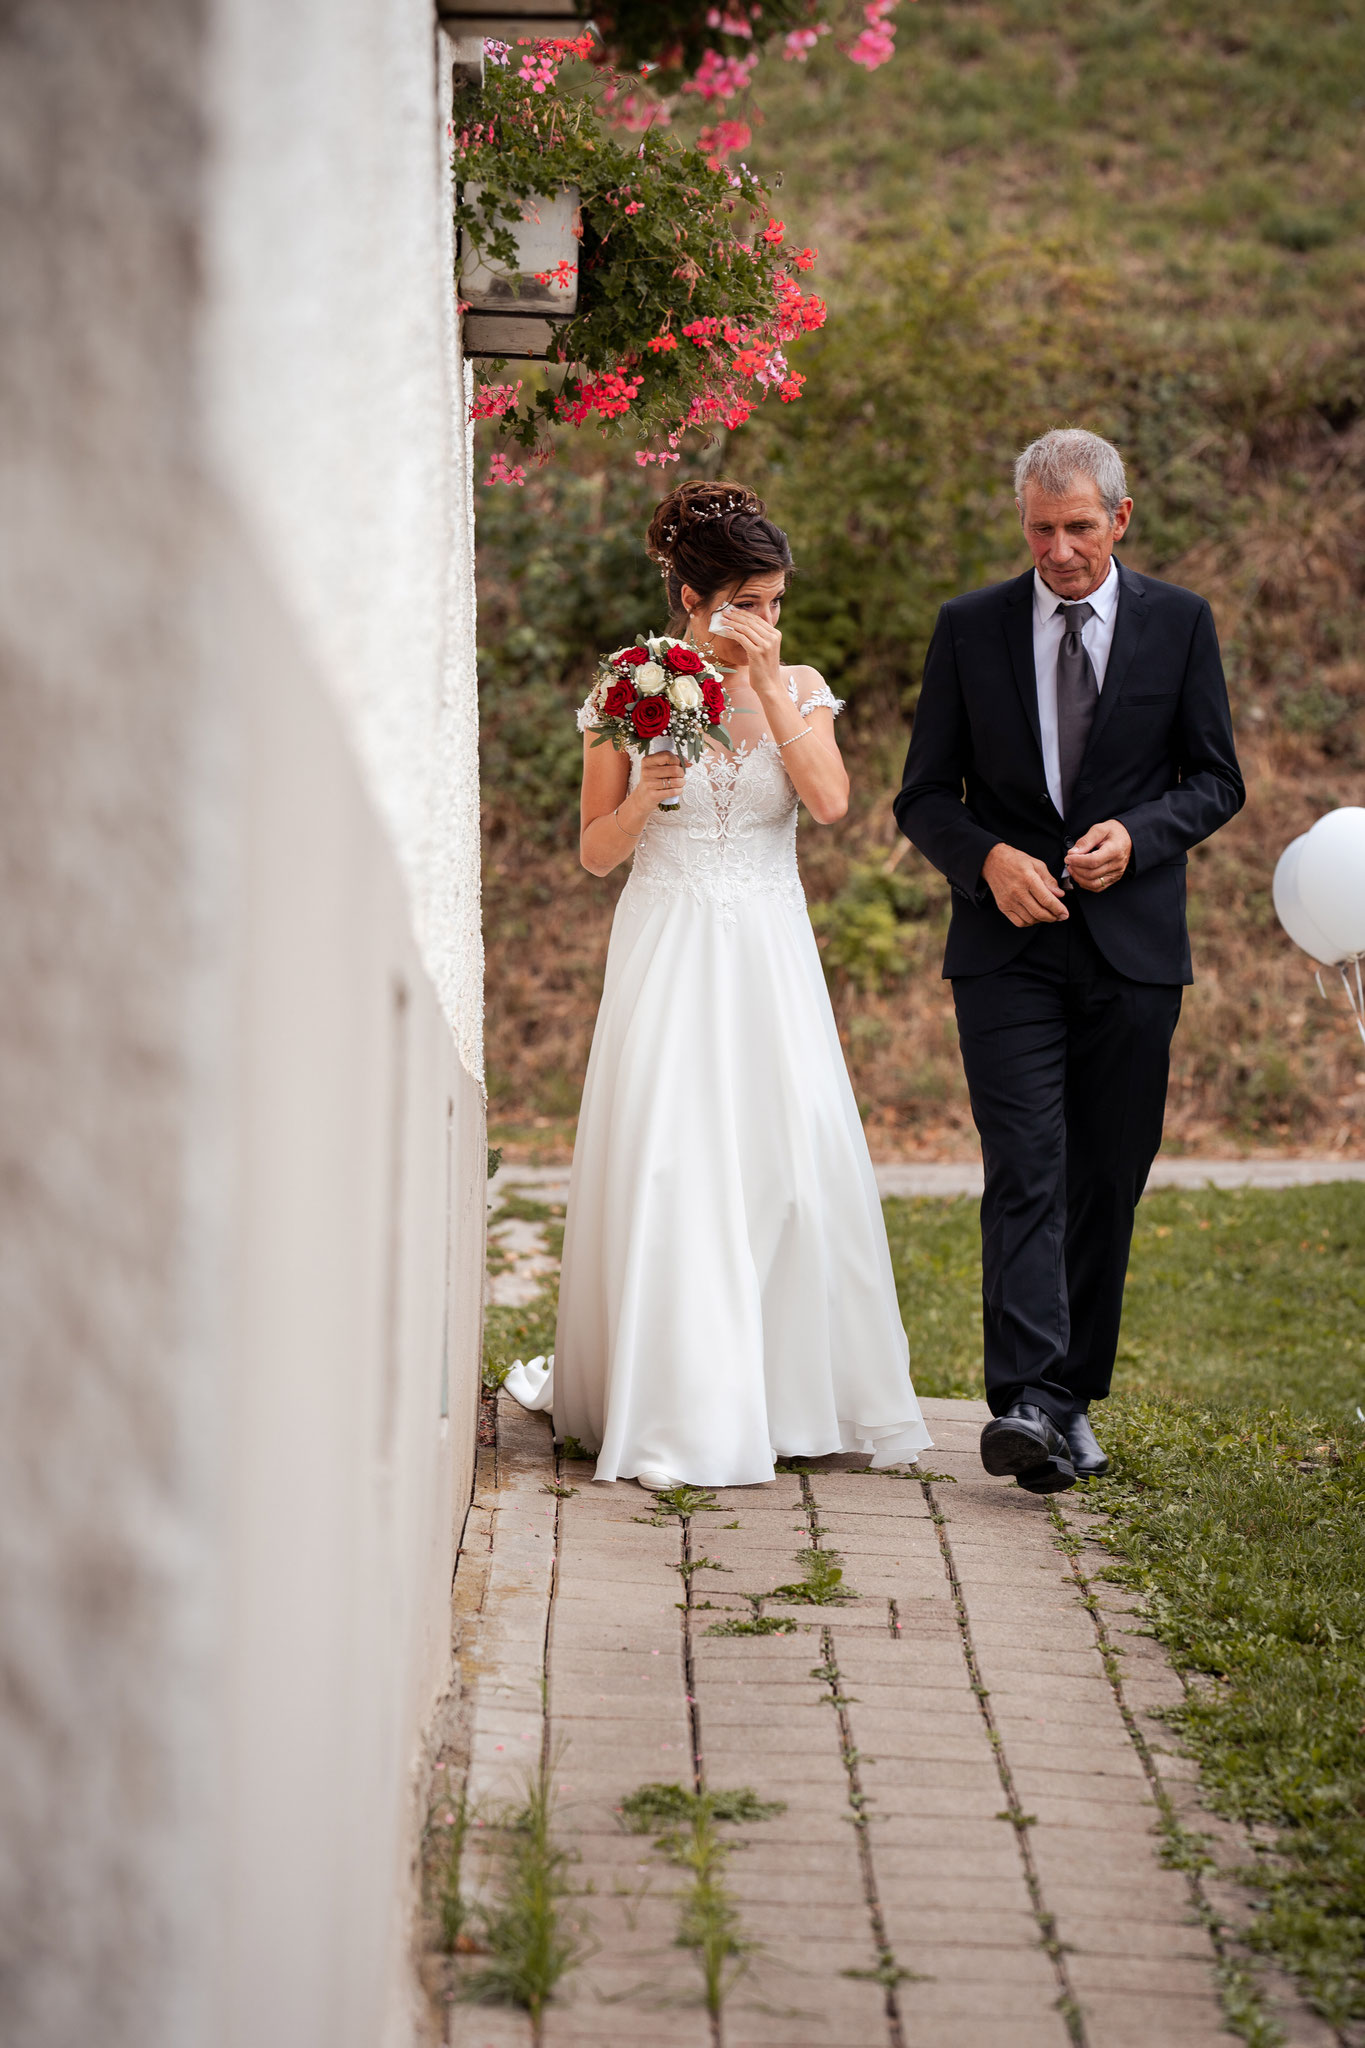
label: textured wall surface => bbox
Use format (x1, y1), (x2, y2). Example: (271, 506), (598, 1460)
(0, 6), (217, 2042)
(0, 2), (484, 2044)
(204, 0), (484, 1083)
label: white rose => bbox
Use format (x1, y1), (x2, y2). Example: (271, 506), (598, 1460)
(637, 661), (666, 690)
(668, 674), (703, 711)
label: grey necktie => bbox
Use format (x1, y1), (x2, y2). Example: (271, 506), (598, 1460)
(1055, 601), (1098, 816)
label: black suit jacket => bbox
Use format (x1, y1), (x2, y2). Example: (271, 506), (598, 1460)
(892, 561), (1245, 984)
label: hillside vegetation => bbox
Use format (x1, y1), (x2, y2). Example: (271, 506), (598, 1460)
(477, 0), (1365, 1159)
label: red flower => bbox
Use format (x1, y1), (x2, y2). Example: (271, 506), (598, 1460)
(702, 679), (726, 724)
(603, 680), (637, 718)
(630, 696), (672, 740)
(613, 645), (650, 666)
(664, 643), (704, 674)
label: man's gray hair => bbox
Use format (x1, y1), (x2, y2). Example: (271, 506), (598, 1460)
(1014, 429), (1129, 518)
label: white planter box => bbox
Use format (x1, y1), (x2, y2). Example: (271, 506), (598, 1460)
(459, 183), (579, 318)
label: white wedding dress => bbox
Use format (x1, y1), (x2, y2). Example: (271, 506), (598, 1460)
(504, 675), (932, 1486)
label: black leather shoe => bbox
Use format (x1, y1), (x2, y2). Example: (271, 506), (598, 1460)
(980, 1403), (1076, 1486)
(1064, 1408), (1109, 1478)
(1016, 1456), (1079, 1495)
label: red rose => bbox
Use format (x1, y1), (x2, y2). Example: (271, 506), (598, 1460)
(603, 680), (637, 718)
(630, 696), (672, 740)
(702, 679), (726, 725)
(664, 643), (704, 674)
(613, 645), (650, 666)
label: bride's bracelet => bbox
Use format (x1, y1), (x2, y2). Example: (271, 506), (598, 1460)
(778, 724), (813, 750)
(613, 804), (642, 839)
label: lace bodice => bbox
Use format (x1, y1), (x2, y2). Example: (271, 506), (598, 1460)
(607, 674), (842, 922)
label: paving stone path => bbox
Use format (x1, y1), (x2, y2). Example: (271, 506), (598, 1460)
(446, 1396), (1331, 2048)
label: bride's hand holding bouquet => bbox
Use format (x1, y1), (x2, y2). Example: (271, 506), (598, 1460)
(583, 634), (732, 813)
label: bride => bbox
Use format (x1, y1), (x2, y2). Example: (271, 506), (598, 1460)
(506, 480), (931, 1489)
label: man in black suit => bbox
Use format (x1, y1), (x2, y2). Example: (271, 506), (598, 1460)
(893, 429), (1244, 1492)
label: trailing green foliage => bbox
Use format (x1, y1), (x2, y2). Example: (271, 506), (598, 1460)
(1093, 1397), (1365, 2031)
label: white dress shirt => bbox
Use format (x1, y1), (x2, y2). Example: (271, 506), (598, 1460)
(1032, 558), (1120, 816)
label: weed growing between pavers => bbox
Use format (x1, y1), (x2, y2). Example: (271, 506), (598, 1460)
(633, 1483), (724, 1528)
(1046, 1494), (1287, 2048)
(1084, 1395), (1365, 2034)
(540, 1481), (578, 1500)
(917, 1471), (1086, 2044)
(620, 1784), (784, 2020)
(703, 1613), (803, 1637)
(458, 1763), (592, 2031)
(425, 1785), (474, 1954)
(621, 1783), (785, 1832)
(672, 1553), (731, 1580)
(768, 1545), (856, 1606)
(789, 1472), (915, 2042)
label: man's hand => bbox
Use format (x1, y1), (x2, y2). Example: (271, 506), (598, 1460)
(982, 844), (1069, 927)
(1065, 819), (1133, 893)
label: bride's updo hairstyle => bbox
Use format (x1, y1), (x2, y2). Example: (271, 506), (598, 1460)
(646, 479), (794, 632)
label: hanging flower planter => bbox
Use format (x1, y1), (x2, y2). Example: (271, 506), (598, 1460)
(460, 183), (580, 360)
(453, 37), (827, 465)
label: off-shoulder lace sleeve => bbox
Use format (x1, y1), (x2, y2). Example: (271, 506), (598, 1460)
(577, 694), (601, 733)
(786, 672), (844, 719)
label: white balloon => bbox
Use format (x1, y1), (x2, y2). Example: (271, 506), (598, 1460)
(1273, 833), (1346, 965)
(1297, 806), (1365, 960)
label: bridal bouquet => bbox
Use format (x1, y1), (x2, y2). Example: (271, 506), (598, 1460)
(583, 635), (732, 809)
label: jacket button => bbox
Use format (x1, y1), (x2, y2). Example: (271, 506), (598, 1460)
(1039, 794), (1050, 806)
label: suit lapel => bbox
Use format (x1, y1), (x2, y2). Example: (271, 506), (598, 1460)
(1002, 570), (1043, 759)
(1083, 560), (1149, 762)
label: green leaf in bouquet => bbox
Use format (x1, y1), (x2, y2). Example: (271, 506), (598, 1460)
(589, 730), (618, 749)
(708, 724), (735, 751)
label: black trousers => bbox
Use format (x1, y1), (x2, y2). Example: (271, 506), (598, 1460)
(952, 915), (1182, 1425)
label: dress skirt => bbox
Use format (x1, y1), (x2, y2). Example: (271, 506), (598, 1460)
(543, 875), (932, 1486)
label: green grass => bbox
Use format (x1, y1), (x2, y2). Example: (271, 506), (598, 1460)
(1092, 1399), (1365, 2032)
(886, 1181), (1365, 2029)
(886, 1183), (1365, 1419)
(483, 1285), (557, 1392)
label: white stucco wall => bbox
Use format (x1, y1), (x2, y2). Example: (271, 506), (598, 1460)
(0, 3), (485, 2045)
(205, 0), (484, 1085)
